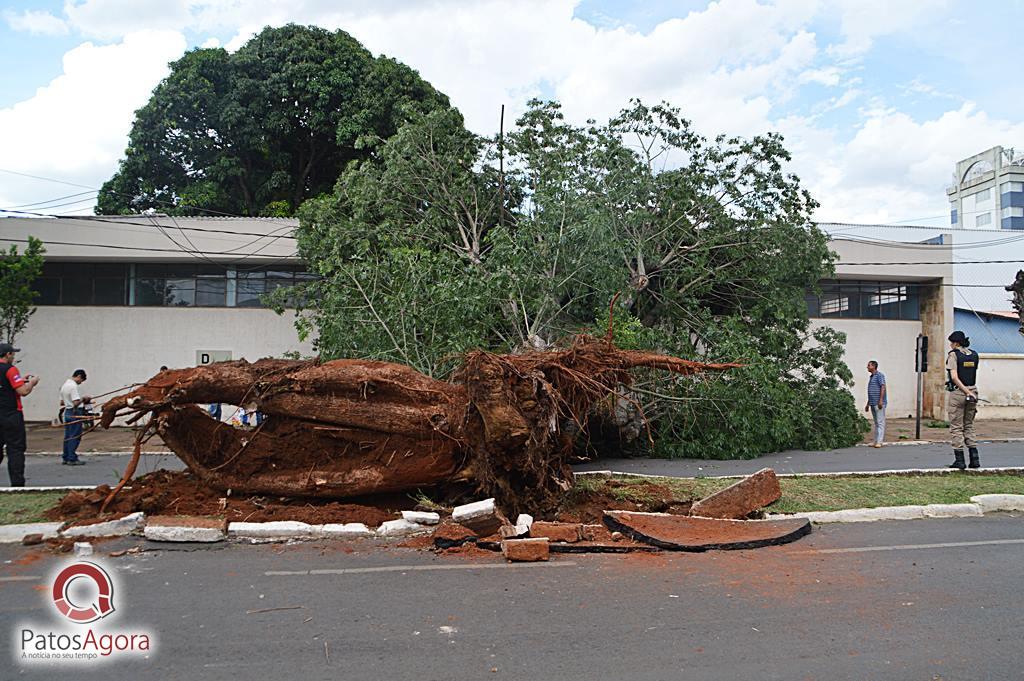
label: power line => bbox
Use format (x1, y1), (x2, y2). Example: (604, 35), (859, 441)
(0, 208), (298, 239)
(0, 167), (254, 218)
(0, 191), (97, 210)
(0, 236), (299, 259)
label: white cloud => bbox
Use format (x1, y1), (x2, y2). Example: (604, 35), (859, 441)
(790, 102), (1024, 224)
(3, 9), (69, 36)
(1, 0), (1018, 229)
(0, 30), (187, 210)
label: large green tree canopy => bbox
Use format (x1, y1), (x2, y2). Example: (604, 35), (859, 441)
(98, 24), (450, 216)
(291, 100), (864, 458)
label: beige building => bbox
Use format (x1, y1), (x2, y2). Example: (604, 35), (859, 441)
(808, 237), (954, 419)
(2, 215), (314, 423)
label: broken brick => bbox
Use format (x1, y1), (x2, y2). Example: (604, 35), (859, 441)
(529, 521), (581, 543)
(501, 538), (549, 562)
(689, 468), (781, 520)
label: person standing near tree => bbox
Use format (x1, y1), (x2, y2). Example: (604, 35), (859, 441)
(863, 360), (887, 448)
(0, 343), (39, 486)
(59, 369), (91, 466)
(946, 331), (981, 470)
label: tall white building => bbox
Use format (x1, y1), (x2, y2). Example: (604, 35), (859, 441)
(947, 146), (1024, 230)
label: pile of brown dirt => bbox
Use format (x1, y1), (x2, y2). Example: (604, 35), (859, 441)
(556, 479), (693, 524)
(45, 470), (399, 527)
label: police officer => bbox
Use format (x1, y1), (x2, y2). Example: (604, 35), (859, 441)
(0, 343), (40, 486)
(946, 330), (980, 470)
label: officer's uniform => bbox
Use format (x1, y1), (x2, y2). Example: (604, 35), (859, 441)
(947, 346), (980, 467)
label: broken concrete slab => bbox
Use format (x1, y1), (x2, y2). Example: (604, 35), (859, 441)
(401, 511), (441, 525)
(318, 523), (375, 539)
(529, 521), (581, 543)
(0, 522), (63, 544)
(501, 537), (550, 562)
(144, 516), (227, 543)
(604, 510), (810, 552)
(21, 533), (44, 546)
(377, 518), (431, 537)
(452, 498), (507, 536)
(970, 494), (1024, 513)
(62, 511), (145, 538)
(689, 467), (781, 520)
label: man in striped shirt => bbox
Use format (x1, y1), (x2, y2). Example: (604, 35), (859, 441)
(864, 360), (887, 448)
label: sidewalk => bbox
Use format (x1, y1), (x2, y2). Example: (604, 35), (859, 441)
(864, 417), (1024, 444)
(575, 440), (1024, 478)
(25, 423), (167, 454)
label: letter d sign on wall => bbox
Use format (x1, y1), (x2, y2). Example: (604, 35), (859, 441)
(196, 350), (233, 366)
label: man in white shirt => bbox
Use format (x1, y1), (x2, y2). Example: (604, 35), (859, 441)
(59, 369), (91, 465)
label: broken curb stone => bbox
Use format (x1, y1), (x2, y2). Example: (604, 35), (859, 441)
(529, 521), (581, 543)
(689, 468), (781, 520)
(62, 511), (145, 538)
(377, 518), (431, 537)
(144, 516), (227, 543)
(401, 510), (441, 525)
(452, 498), (508, 536)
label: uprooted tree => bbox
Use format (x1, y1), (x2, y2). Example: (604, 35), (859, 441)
(101, 336), (737, 514)
(284, 99), (865, 459)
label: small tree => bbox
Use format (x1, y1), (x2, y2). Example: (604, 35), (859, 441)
(0, 237), (45, 344)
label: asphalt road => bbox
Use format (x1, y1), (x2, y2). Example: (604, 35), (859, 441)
(11, 439), (1024, 489)
(2, 515), (1024, 680)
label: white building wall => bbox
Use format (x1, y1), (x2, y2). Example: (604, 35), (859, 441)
(810, 319), (923, 416)
(975, 353), (1024, 420)
(14, 307), (314, 422)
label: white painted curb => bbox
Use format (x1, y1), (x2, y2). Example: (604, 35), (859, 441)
(0, 522), (64, 543)
(61, 511), (144, 538)
(767, 494), (1024, 524)
(144, 525), (225, 543)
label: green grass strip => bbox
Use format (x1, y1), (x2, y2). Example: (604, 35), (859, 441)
(0, 492), (66, 525)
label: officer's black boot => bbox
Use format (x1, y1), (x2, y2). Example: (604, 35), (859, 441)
(949, 449), (966, 470)
(968, 447), (980, 469)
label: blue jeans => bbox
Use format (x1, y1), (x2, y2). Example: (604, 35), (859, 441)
(869, 405), (886, 444)
(63, 407), (84, 462)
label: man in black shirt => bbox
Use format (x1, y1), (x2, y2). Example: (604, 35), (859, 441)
(0, 343), (40, 486)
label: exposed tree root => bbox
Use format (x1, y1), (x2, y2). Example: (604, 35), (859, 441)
(101, 335), (737, 514)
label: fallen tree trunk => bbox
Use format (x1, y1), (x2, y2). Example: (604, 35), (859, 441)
(101, 336), (737, 513)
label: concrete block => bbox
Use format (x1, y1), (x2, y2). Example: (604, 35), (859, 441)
(452, 498), (507, 536)
(228, 521), (317, 539)
(970, 494), (1024, 513)
(501, 537), (550, 562)
(529, 521), (581, 543)
(377, 519), (431, 537)
(401, 511), (441, 526)
(515, 514), (534, 535)
(690, 468), (781, 519)
(21, 533), (44, 546)
(318, 523), (374, 539)
(62, 512), (144, 538)
(0, 522), (63, 544)
(144, 516), (227, 542)
(74, 542), (93, 556)
(145, 525), (225, 542)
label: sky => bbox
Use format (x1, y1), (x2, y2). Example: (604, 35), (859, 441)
(1, 0), (1022, 225)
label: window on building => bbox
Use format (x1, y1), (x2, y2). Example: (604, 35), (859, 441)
(31, 263), (129, 305)
(973, 188), (991, 203)
(1003, 207), (1024, 219)
(806, 280), (921, 321)
(32, 262), (314, 307)
(951, 207), (958, 224)
(976, 212), (992, 227)
(1001, 181), (1024, 194)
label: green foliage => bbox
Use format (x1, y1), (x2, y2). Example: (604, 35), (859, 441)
(293, 99), (864, 457)
(98, 24), (449, 217)
(0, 237), (45, 345)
